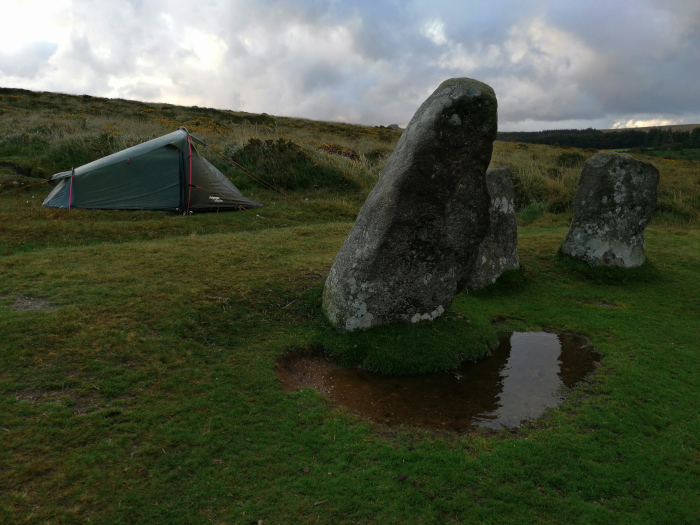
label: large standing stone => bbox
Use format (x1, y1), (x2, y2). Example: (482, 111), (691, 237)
(562, 151), (659, 267)
(323, 78), (497, 331)
(464, 167), (519, 290)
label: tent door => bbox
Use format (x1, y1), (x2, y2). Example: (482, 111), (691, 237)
(178, 149), (186, 211)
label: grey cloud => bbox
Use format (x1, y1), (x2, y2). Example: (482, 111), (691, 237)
(536, 1), (700, 119)
(1, 0), (698, 131)
(299, 63), (345, 92)
(0, 41), (57, 78)
(351, 19), (403, 61)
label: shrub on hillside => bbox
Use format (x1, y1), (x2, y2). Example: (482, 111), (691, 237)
(317, 143), (360, 161)
(229, 138), (357, 191)
(555, 151), (587, 168)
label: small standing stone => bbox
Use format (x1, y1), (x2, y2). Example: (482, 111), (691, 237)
(464, 167), (519, 290)
(322, 78), (498, 331)
(562, 151), (659, 267)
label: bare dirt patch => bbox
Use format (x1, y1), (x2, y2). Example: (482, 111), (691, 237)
(577, 298), (619, 308)
(2, 295), (58, 311)
(14, 388), (135, 416)
(276, 346), (337, 394)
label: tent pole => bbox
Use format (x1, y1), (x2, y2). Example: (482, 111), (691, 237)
(68, 168), (74, 210)
(186, 136), (193, 215)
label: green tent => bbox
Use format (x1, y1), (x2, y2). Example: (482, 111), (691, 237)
(42, 127), (262, 212)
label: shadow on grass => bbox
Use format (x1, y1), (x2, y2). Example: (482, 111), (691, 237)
(556, 250), (662, 285)
(469, 266), (529, 298)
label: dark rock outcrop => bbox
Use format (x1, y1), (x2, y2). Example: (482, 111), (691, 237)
(464, 167), (519, 290)
(323, 78), (497, 331)
(562, 151), (659, 267)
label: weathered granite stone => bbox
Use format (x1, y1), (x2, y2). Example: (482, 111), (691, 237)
(323, 78), (497, 331)
(464, 167), (519, 290)
(562, 151), (659, 267)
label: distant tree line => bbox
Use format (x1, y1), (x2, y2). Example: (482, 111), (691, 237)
(497, 127), (700, 150)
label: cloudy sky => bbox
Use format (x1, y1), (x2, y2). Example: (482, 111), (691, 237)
(2, 0), (699, 131)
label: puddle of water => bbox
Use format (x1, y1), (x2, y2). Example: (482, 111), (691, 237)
(278, 332), (601, 432)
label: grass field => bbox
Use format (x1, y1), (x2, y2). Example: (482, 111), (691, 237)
(634, 149), (700, 162)
(1, 89), (699, 524)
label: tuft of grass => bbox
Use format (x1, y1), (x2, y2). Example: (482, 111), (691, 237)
(363, 147), (393, 164)
(517, 202), (549, 225)
(301, 286), (498, 375)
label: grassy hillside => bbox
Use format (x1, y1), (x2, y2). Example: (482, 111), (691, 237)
(2, 87), (698, 229)
(1, 89), (699, 524)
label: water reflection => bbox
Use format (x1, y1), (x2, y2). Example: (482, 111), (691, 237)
(322, 332), (600, 431)
(478, 332), (564, 428)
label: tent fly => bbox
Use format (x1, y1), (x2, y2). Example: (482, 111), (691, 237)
(42, 127), (262, 213)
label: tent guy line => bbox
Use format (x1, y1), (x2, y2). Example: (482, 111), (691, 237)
(192, 139), (289, 198)
(194, 140), (289, 197)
